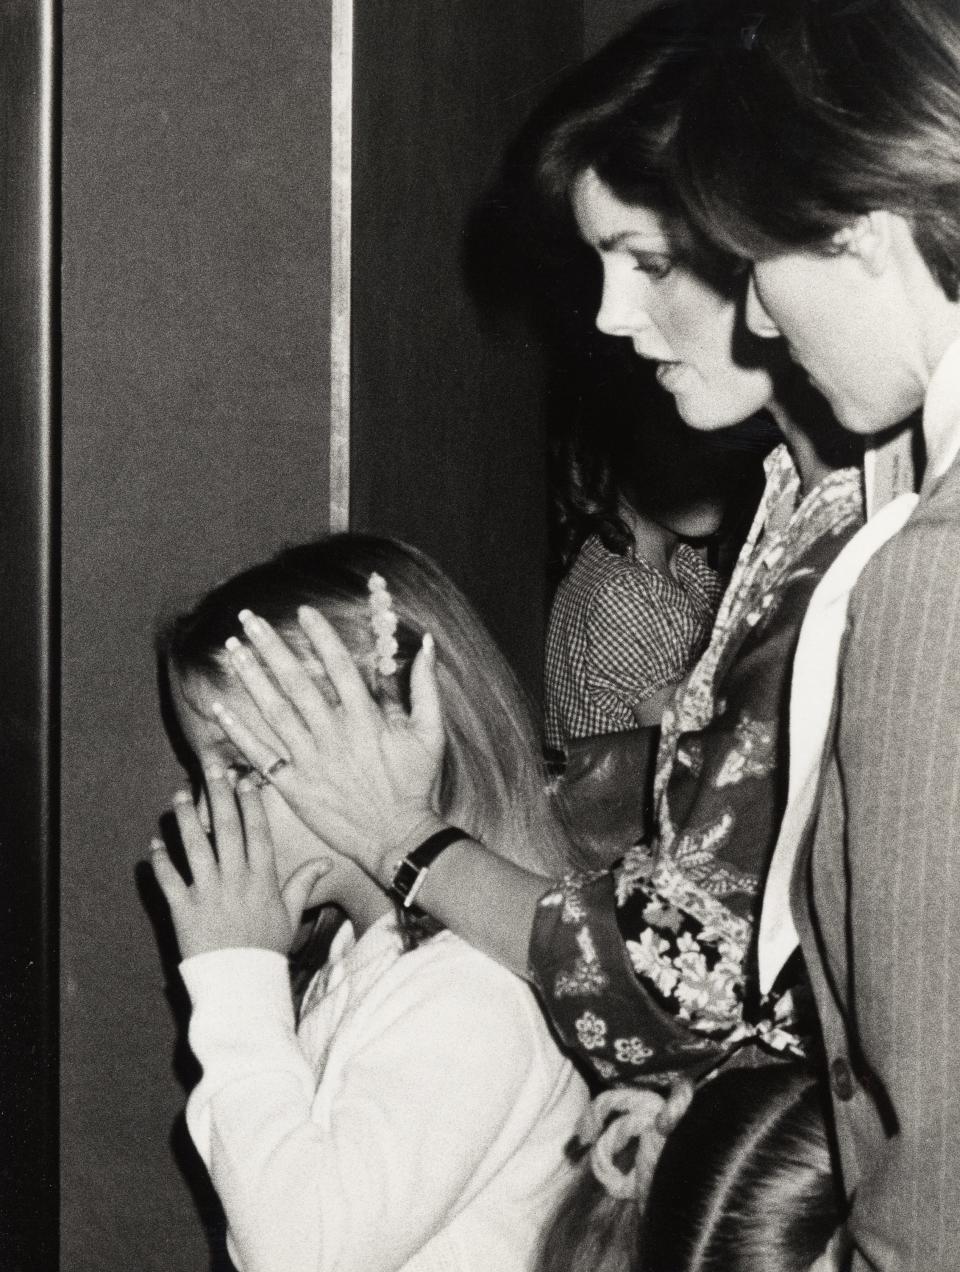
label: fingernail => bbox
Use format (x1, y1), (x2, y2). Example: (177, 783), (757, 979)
(226, 638), (252, 664)
(204, 763), (225, 781)
(210, 701), (233, 725)
(149, 837), (165, 853)
(236, 776), (256, 794)
(422, 632), (435, 658)
(238, 609), (262, 632)
(173, 790), (193, 806)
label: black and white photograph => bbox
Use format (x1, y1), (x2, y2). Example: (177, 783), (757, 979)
(3, 1), (959, 1269)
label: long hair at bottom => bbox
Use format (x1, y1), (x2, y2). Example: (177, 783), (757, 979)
(537, 1065), (841, 1272)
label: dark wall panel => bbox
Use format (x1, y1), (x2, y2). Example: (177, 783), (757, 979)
(59, 3), (331, 1268)
(350, 0), (583, 698)
(585, 0), (665, 52)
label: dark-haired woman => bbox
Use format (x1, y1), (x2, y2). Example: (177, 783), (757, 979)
(672, 2), (960, 1268)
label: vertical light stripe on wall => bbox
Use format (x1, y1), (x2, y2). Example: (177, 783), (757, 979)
(0, 1), (60, 1263)
(330, 0), (352, 531)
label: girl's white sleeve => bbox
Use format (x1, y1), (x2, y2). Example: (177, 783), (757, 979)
(180, 943), (566, 1272)
(181, 949), (319, 1272)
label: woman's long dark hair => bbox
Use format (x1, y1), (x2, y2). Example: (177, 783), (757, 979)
(504, 3), (770, 576)
(466, 0), (742, 346)
(523, 0), (741, 293)
(549, 385), (769, 574)
(642, 1066), (841, 1272)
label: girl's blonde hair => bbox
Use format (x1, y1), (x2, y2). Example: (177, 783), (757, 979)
(160, 533), (572, 885)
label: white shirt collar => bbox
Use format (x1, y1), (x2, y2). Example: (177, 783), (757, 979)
(923, 333), (960, 484)
(757, 487), (919, 994)
(327, 910), (400, 966)
(302, 911), (402, 1013)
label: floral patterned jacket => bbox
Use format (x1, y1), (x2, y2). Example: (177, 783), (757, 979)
(530, 447), (864, 1087)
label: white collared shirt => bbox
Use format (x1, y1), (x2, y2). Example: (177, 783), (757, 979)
(922, 333), (960, 486)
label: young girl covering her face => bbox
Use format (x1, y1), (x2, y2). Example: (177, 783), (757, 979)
(149, 534), (589, 1272)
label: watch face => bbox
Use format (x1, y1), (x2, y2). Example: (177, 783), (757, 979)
(391, 859), (421, 901)
(392, 830), (465, 907)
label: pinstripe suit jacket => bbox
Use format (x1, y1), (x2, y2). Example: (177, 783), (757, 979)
(793, 449), (960, 1271)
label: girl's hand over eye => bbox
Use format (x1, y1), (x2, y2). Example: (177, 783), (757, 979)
(210, 608), (447, 882)
(150, 762), (330, 960)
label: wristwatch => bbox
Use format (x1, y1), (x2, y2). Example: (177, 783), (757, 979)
(390, 826), (467, 909)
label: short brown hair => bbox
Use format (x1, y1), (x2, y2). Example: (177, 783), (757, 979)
(675, 0), (960, 300)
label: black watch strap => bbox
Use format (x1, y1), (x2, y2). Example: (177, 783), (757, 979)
(390, 826), (467, 909)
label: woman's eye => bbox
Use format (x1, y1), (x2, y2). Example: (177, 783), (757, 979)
(630, 253), (673, 280)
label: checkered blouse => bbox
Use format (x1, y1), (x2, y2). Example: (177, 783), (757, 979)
(544, 537), (723, 751)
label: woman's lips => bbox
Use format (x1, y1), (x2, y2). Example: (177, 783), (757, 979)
(655, 361), (688, 390)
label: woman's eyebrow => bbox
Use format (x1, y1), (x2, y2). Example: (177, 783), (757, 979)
(597, 231), (669, 252)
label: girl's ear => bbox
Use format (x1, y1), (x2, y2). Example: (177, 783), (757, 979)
(831, 211), (892, 276)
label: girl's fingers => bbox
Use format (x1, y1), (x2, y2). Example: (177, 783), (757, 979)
(173, 790), (218, 886)
(210, 702), (290, 789)
(235, 777), (275, 877)
(225, 629), (317, 759)
(150, 839), (187, 905)
(297, 606), (382, 726)
(202, 762), (245, 876)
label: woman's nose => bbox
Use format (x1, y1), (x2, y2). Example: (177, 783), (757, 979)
(745, 274), (781, 339)
(595, 262), (652, 338)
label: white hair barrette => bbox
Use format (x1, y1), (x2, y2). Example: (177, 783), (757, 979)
(367, 572), (399, 676)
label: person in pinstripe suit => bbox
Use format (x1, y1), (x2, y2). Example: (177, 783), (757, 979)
(676, 1), (960, 1267)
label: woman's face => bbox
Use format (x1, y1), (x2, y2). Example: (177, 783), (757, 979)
(572, 169), (775, 431)
(744, 221), (930, 434)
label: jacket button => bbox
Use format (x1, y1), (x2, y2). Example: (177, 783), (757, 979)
(830, 1057), (855, 1101)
